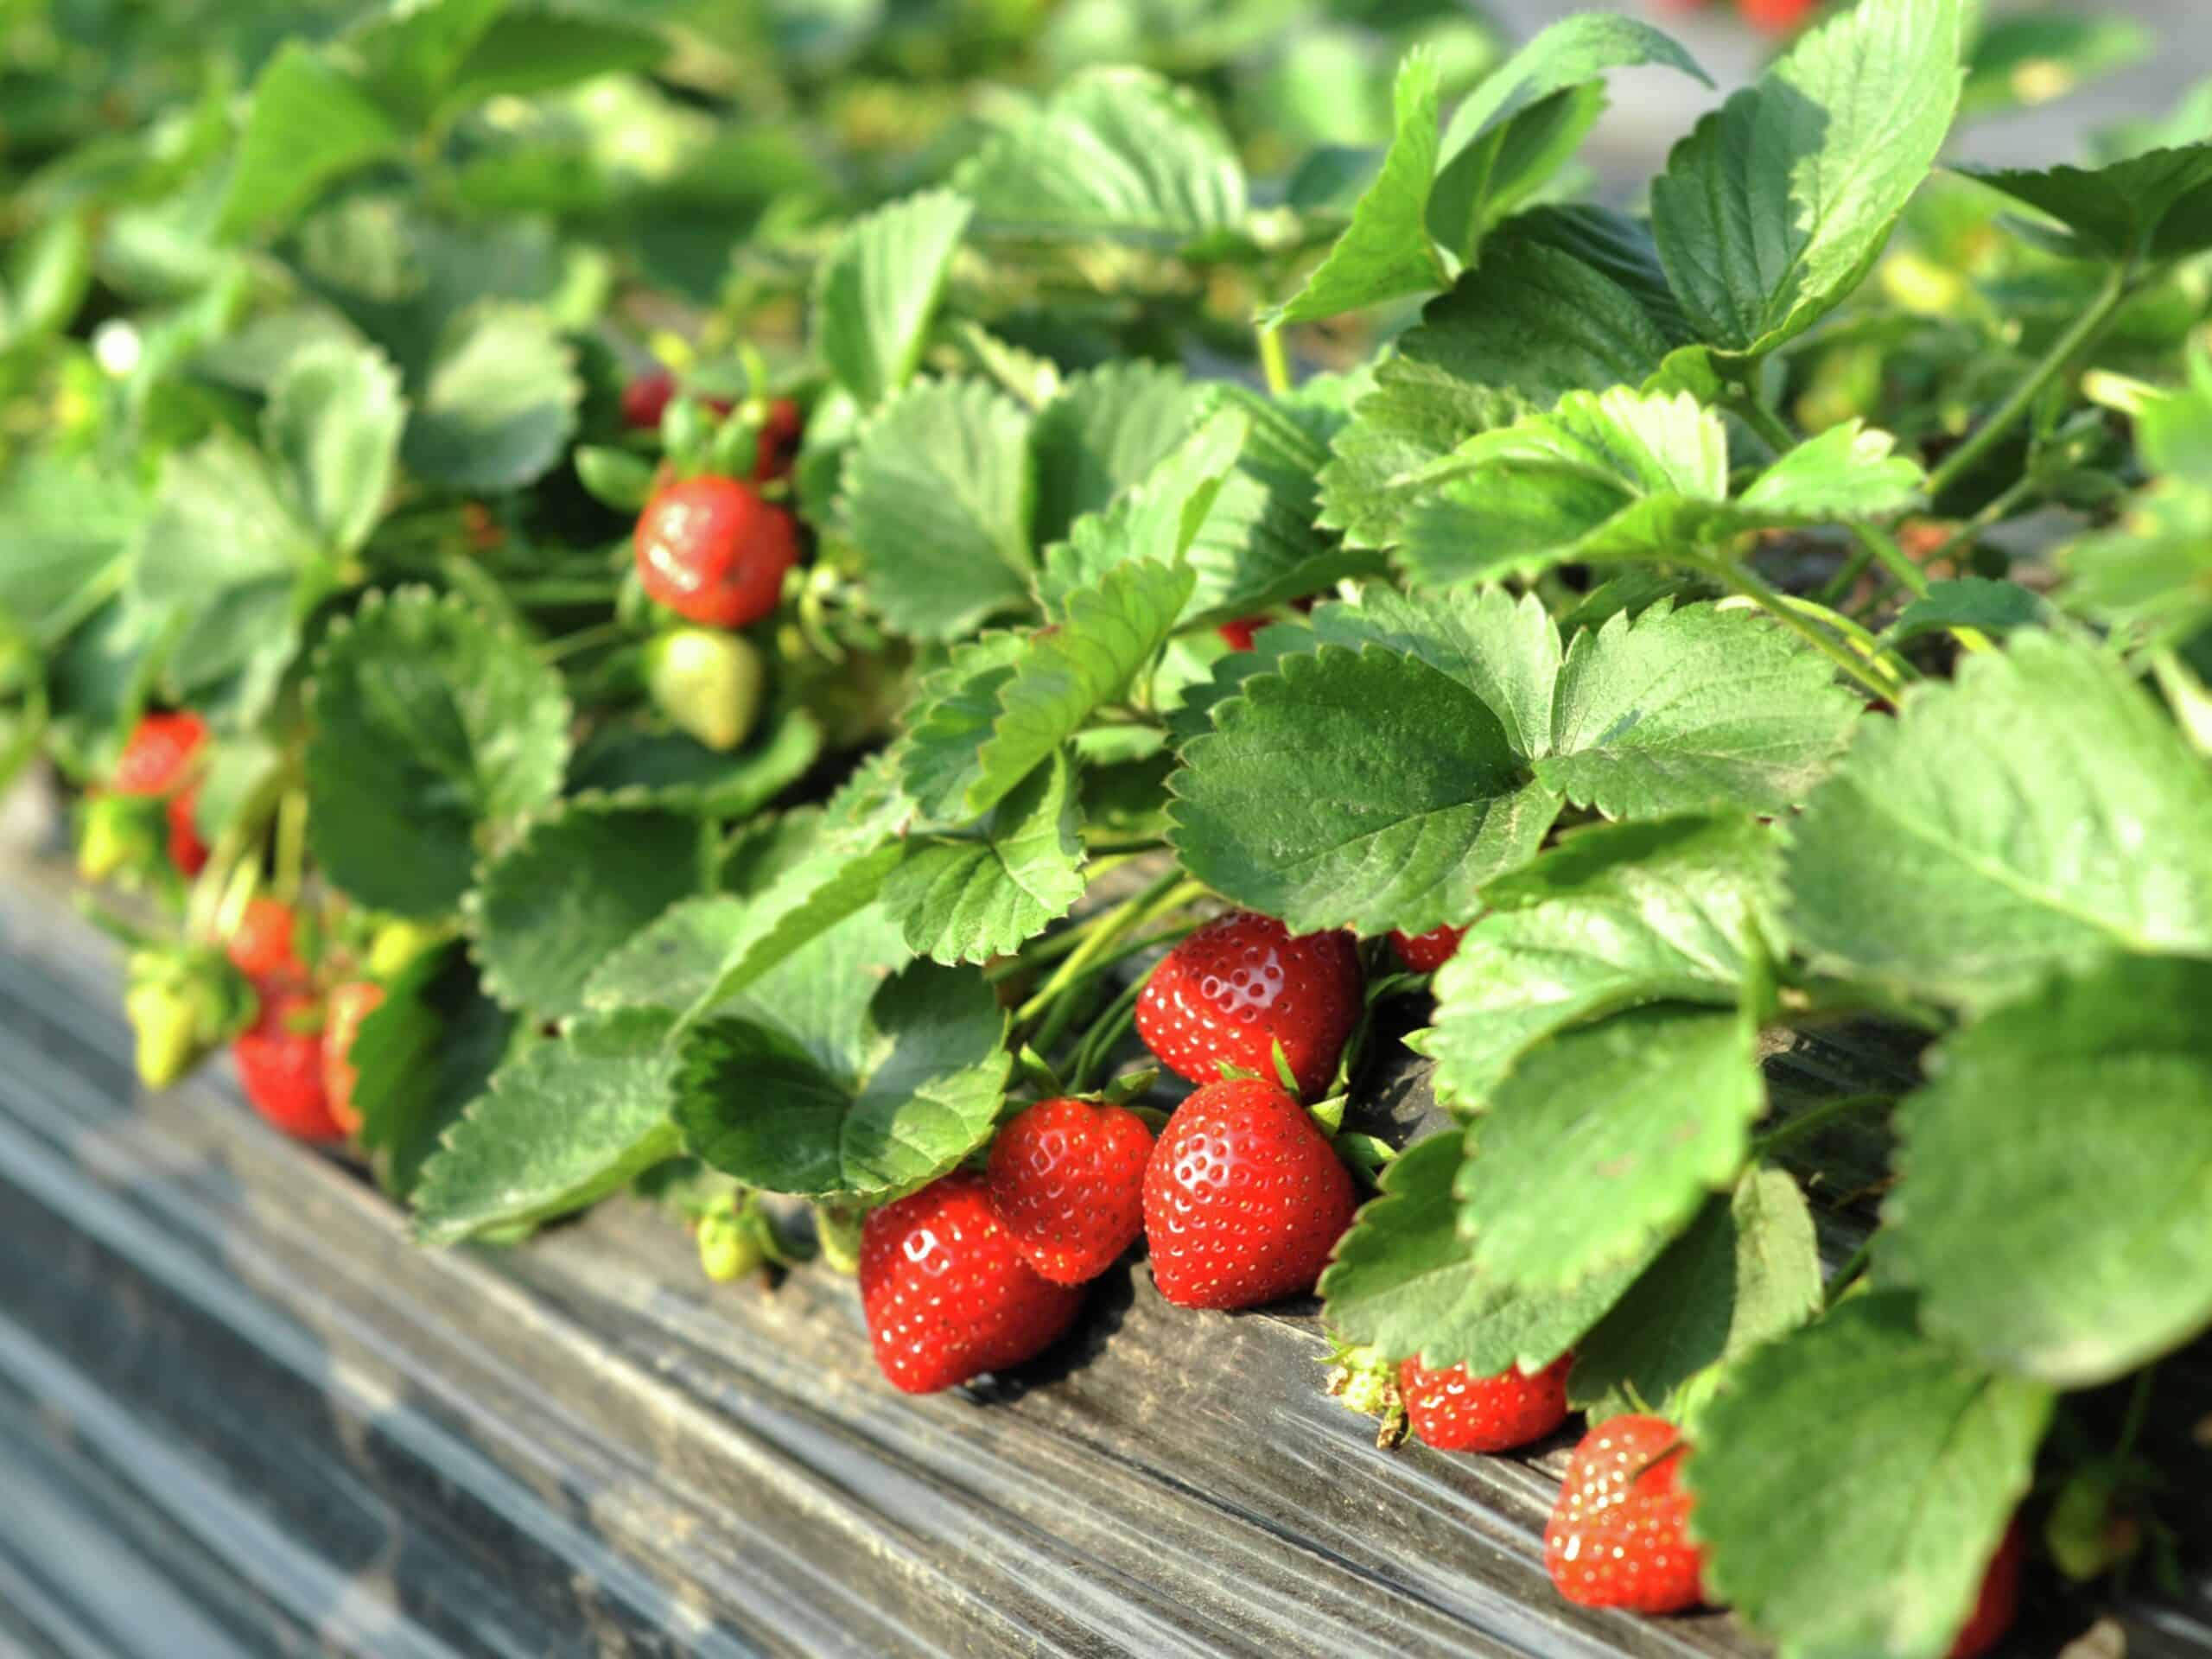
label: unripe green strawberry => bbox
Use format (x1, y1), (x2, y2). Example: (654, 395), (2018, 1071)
(124, 946), (253, 1089)
(367, 918), (443, 980)
(697, 1205), (766, 1282)
(645, 627), (766, 752)
(79, 793), (159, 882)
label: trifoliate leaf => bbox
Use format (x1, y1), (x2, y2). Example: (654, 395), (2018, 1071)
(563, 708), (823, 819)
(400, 302), (579, 493)
(1539, 603), (1862, 819)
(413, 1008), (684, 1245)
(467, 799), (709, 1019)
(676, 958), (1008, 1198)
(307, 587), (570, 917)
(351, 943), (517, 1200)
(841, 376), (1035, 640)
(1456, 1005), (1765, 1292)
(954, 67), (1247, 251)
(1731, 418), (1925, 518)
(1783, 630), (2212, 1011)
(1650, 0), (1966, 358)
(1029, 361), (1211, 543)
(814, 190), (972, 406)
(1883, 576), (2044, 645)
(1569, 1166), (1821, 1422)
(1421, 813), (1777, 1109)
(1687, 1294), (2053, 1659)
(884, 750), (1086, 964)
(1307, 583), (1561, 760)
(1319, 1132), (1653, 1376)
(1037, 407), (1249, 611)
(1961, 143), (2212, 262)
(1881, 953), (2212, 1387)
(218, 42), (404, 239)
(263, 340), (405, 556)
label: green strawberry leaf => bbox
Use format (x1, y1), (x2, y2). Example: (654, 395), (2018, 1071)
(953, 67), (1247, 251)
(883, 750), (1086, 965)
(1036, 407), (1249, 612)
(218, 42), (404, 239)
(1783, 630), (2212, 1012)
(307, 586), (571, 918)
(2063, 481), (2212, 645)
(1651, 0), (1966, 359)
(1959, 143), (2212, 263)
(814, 189), (973, 406)
(563, 707), (823, 818)
(413, 1007), (684, 1245)
(677, 955), (1008, 1198)
(344, 0), (505, 126)
(1426, 15), (1709, 264)
(1319, 1132), (1653, 1376)
(434, 10), (664, 112)
(1455, 1004), (1765, 1292)
(1880, 952), (2212, 1388)
(841, 376), (1035, 640)
(1538, 601), (1862, 819)
(1030, 361), (1211, 543)
(1420, 812), (1778, 1109)
(467, 798), (711, 1019)
(263, 340), (405, 557)
(399, 302), (580, 493)
(1687, 1294), (2053, 1659)
(350, 942), (518, 1200)
(1882, 576), (2044, 645)
(0, 457), (142, 649)
(1568, 1166), (1821, 1423)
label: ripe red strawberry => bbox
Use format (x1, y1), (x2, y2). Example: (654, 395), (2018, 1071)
(622, 368), (677, 430)
(1141, 1076), (1356, 1309)
(1545, 1414), (1705, 1613)
(113, 710), (207, 797)
(986, 1096), (1154, 1285)
(1217, 615), (1266, 652)
(633, 474), (799, 630)
(233, 988), (343, 1141)
(1740, 0), (1818, 32)
(1389, 924), (1465, 975)
(1135, 911), (1362, 1099)
(753, 397), (804, 482)
(226, 896), (300, 985)
(1399, 1352), (1573, 1452)
(165, 786), (208, 876)
(322, 979), (385, 1137)
(1948, 1521), (2024, 1659)
(859, 1171), (1085, 1393)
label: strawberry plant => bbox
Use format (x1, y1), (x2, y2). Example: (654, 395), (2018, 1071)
(3, 0), (2211, 1652)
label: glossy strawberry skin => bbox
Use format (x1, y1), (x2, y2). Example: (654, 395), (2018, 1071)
(1141, 1077), (1356, 1310)
(1740, 0), (1818, 32)
(1948, 1521), (2024, 1659)
(1389, 924), (1465, 975)
(233, 989), (344, 1141)
(1400, 1352), (1573, 1453)
(323, 979), (385, 1137)
(226, 896), (300, 985)
(633, 475), (799, 630)
(1216, 615), (1266, 652)
(753, 397), (803, 482)
(987, 1096), (1154, 1284)
(859, 1172), (1085, 1394)
(113, 710), (207, 797)
(1135, 912), (1362, 1099)
(1545, 1414), (1705, 1614)
(165, 787), (208, 876)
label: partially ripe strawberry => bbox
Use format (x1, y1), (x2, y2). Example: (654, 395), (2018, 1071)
(1544, 1414), (1705, 1613)
(987, 1096), (1154, 1284)
(1947, 1520), (2024, 1659)
(113, 710), (207, 797)
(633, 475), (799, 630)
(165, 786), (208, 876)
(622, 368), (678, 430)
(1141, 1076), (1355, 1310)
(1399, 1352), (1573, 1452)
(323, 979), (385, 1137)
(1135, 911), (1362, 1098)
(226, 896), (300, 985)
(234, 988), (343, 1141)
(1389, 924), (1465, 975)
(753, 397), (804, 482)
(1217, 615), (1266, 652)
(859, 1171), (1085, 1393)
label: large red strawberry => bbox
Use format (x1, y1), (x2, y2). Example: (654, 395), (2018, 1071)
(112, 710), (207, 797)
(1948, 1520), (2024, 1659)
(1400, 1352), (1573, 1452)
(859, 1172), (1085, 1393)
(1544, 1414), (1705, 1613)
(1141, 1076), (1356, 1309)
(1740, 0), (1819, 31)
(1389, 924), (1465, 975)
(322, 979), (385, 1137)
(233, 988), (344, 1141)
(986, 1096), (1154, 1285)
(226, 896), (301, 985)
(633, 474), (798, 630)
(1135, 912), (1362, 1099)
(165, 786), (209, 876)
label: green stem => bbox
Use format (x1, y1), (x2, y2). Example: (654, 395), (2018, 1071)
(1815, 537), (1875, 606)
(1067, 979), (1143, 1094)
(1732, 393), (1797, 456)
(1013, 868), (1187, 1026)
(1849, 523), (1930, 600)
(2114, 1364), (2158, 1462)
(1720, 559), (1899, 704)
(1924, 474), (2037, 575)
(1751, 1092), (1896, 1160)
(1256, 322), (1292, 397)
(1924, 259), (2133, 503)
(539, 620), (632, 664)
(1759, 594), (1916, 686)
(1823, 1239), (1875, 1308)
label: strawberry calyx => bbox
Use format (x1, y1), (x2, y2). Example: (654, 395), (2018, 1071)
(1322, 1338), (1408, 1449)
(124, 944), (256, 1089)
